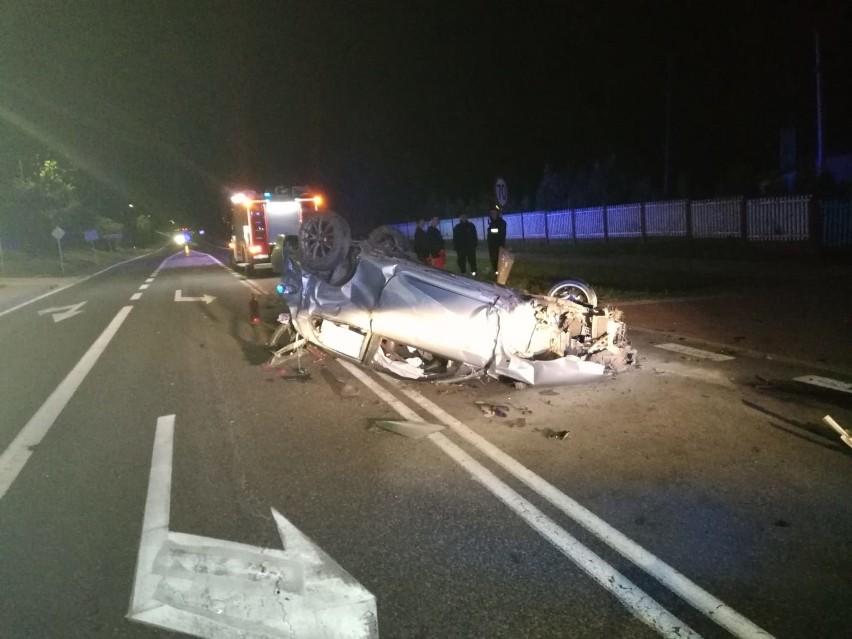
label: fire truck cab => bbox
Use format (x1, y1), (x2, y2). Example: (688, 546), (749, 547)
(228, 186), (323, 275)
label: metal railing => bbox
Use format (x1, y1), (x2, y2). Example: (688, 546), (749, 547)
(394, 196), (852, 247)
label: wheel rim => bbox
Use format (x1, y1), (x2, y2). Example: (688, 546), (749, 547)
(302, 219), (336, 260)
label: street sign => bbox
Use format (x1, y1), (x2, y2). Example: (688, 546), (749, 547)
(52, 226), (65, 241)
(495, 178), (508, 207)
(84, 229), (99, 242)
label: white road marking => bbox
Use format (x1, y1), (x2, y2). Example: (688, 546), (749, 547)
(130, 415), (378, 638)
(0, 306), (134, 500)
(130, 293), (142, 301)
(173, 290), (216, 304)
(36, 301), (87, 323)
(338, 361), (700, 639)
(374, 373), (773, 639)
(139, 284), (149, 290)
(168, 250), (268, 295)
(655, 343), (735, 361)
(145, 278), (154, 283)
(794, 375), (852, 395)
(0, 250), (157, 319)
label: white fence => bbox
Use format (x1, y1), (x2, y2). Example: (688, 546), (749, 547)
(394, 195), (852, 246)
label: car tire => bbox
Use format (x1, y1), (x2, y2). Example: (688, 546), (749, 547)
(298, 212), (351, 271)
(548, 279), (598, 307)
(367, 225), (410, 256)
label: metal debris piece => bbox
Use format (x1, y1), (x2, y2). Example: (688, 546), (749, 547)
(267, 338), (307, 368)
(475, 401), (509, 417)
(279, 369), (310, 381)
(822, 415), (852, 450)
(373, 420), (445, 439)
(513, 381), (527, 390)
(537, 428), (570, 441)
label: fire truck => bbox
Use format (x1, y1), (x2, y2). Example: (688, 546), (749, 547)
(228, 186), (323, 274)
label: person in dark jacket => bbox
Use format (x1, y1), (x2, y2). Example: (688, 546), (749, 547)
(413, 218), (428, 262)
(425, 216), (445, 267)
(452, 213), (478, 275)
(486, 208), (507, 275)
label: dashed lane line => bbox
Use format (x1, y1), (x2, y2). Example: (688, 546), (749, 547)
(130, 293), (142, 301)
(655, 342), (735, 361)
(0, 306), (134, 500)
(793, 375), (852, 395)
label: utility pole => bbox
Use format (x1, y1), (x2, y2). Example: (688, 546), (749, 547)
(815, 31), (824, 176)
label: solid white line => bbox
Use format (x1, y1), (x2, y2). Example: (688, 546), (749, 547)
(655, 343), (734, 361)
(338, 361), (699, 639)
(793, 375), (852, 395)
(381, 375), (773, 639)
(0, 306), (134, 499)
(0, 250), (158, 319)
(130, 293), (142, 301)
(129, 415), (174, 614)
(138, 284), (149, 290)
(204, 252), (268, 295)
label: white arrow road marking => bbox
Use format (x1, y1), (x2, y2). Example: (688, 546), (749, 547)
(174, 290), (216, 304)
(0, 306), (134, 499)
(340, 361), (776, 639)
(129, 415), (378, 639)
(655, 343), (735, 361)
(36, 301), (87, 323)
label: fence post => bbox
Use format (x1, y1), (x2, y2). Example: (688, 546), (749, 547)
(603, 205), (609, 243)
(685, 199), (693, 239)
(571, 209), (577, 244)
(544, 211), (550, 243)
(809, 196), (822, 252)
(640, 203), (647, 242)
(520, 212), (526, 243)
(740, 197), (749, 243)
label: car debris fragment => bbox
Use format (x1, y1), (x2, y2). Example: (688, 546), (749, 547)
(269, 213), (636, 386)
(822, 415), (852, 450)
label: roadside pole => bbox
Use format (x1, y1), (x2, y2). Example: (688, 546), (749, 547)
(0, 234), (5, 275)
(52, 226), (65, 275)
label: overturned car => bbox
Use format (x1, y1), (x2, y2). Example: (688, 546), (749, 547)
(270, 213), (635, 386)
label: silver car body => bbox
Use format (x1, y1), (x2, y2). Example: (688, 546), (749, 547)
(277, 245), (634, 385)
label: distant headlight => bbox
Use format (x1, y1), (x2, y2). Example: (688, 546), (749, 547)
(174, 233), (187, 246)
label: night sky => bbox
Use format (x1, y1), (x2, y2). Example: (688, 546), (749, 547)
(1, 1), (849, 231)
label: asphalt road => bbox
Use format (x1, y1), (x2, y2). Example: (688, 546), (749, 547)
(0, 248), (850, 638)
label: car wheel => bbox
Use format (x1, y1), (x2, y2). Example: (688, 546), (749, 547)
(548, 279), (598, 307)
(367, 225), (410, 256)
(298, 212), (351, 271)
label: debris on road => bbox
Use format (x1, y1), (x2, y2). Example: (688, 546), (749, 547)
(536, 428), (570, 441)
(539, 389), (559, 396)
(822, 415), (852, 450)
(476, 401), (509, 417)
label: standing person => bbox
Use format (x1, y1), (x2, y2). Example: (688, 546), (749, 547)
(413, 218), (428, 262)
(425, 216), (445, 268)
(486, 208), (507, 275)
(452, 213), (478, 275)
